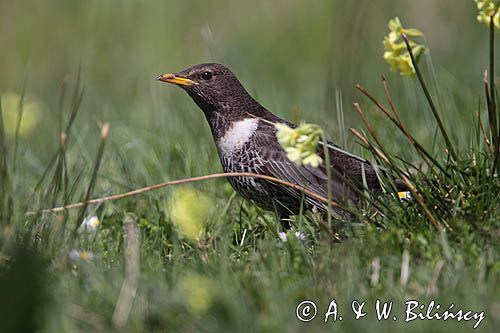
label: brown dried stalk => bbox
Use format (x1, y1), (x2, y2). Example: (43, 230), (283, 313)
(477, 111), (492, 150)
(356, 83), (449, 177)
(350, 104), (441, 229)
(380, 76), (415, 144)
(26, 172), (342, 216)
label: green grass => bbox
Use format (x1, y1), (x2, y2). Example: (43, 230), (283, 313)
(1, 1), (500, 332)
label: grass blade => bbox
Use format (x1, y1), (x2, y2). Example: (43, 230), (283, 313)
(402, 33), (458, 162)
(74, 123), (110, 236)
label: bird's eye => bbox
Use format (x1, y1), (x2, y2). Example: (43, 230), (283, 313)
(201, 71), (213, 80)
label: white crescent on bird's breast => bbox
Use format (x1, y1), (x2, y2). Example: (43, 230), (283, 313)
(218, 118), (259, 157)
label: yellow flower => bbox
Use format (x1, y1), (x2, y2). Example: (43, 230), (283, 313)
(398, 191), (412, 201)
(387, 17), (424, 38)
(382, 17), (426, 76)
(475, 0), (500, 30)
(275, 123), (299, 145)
(275, 122), (323, 167)
(384, 50), (400, 72)
(284, 146), (303, 163)
(168, 187), (214, 240)
(397, 54), (416, 76)
(302, 153), (323, 168)
(180, 272), (214, 315)
(1, 92), (42, 137)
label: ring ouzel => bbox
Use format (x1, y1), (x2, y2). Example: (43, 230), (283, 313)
(158, 63), (398, 219)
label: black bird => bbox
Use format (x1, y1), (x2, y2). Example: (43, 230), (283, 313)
(158, 63), (393, 219)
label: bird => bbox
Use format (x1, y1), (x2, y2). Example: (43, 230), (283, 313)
(158, 63), (399, 220)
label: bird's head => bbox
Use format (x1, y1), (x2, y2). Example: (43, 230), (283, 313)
(158, 63), (257, 117)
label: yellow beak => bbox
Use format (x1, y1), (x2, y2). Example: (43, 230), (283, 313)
(157, 73), (197, 86)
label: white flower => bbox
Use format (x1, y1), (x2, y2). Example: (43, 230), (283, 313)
(79, 215), (101, 232)
(278, 232), (288, 242)
(69, 249), (95, 261)
(294, 231), (307, 240)
(278, 231), (307, 242)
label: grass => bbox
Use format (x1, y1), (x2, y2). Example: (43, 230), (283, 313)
(1, 1), (500, 332)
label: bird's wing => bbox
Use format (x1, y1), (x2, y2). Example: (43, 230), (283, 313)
(317, 142), (383, 191)
(249, 112), (384, 192)
(251, 123), (371, 212)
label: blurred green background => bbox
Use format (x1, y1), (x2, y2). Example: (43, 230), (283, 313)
(0, 0), (490, 170)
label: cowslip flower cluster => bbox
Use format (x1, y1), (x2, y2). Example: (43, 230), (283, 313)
(475, 0), (499, 30)
(180, 272), (214, 315)
(275, 122), (323, 168)
(383, 17), (426, 76)
(169, 187), (214, 240)
(1, 91), (42, 137)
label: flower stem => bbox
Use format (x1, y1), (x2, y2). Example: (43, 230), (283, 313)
(321, 132), (333, 230)
(402, 33), (458, 162)
(489, 11), (500, 171)
(73, 123), (109, 236)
